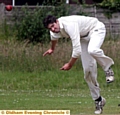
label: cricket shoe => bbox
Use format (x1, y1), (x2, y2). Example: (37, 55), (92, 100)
(94, 97), (106, 114)
(105, 67), (114, 83)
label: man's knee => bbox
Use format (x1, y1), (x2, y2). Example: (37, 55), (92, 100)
(84, 68), (90, 80)
(88, 48), (98, 56)
(88, 47), (104, 56)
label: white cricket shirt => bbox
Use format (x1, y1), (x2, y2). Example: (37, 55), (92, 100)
(50, 15), (99, 58)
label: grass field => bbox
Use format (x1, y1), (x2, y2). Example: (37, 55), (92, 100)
(0, 70), (120, 115)
(0, 88), (120, 114)
(0, 38), (120, 114)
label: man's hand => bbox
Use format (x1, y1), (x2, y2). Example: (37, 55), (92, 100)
(60, 58), (78, 71)
(60, 63), (72, 70)
(43, 48), (54, 56)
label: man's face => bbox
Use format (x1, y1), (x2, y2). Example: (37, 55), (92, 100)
(47, 20), (60, 33)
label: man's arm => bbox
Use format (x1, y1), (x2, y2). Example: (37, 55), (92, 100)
(60, 57), (78, 70)
(51, 40), (57, 50)
(60, 22), (81, 70)
(43, 40), (57, 56)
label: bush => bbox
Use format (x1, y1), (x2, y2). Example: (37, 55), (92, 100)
(13, 4), (70, 43)
(99, 0), (120, 12)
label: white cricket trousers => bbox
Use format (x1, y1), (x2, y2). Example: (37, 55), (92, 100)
(80, 21), (114, 100)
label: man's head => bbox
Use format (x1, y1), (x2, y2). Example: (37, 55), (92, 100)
(43, 15), (60, 33)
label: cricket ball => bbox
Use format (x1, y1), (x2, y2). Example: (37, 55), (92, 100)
(5, 5), (13, 11)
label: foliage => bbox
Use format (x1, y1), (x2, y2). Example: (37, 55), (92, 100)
(13, 6), (52, 43)
(93, 0), (120, 19)
(42, 0), (64, 6)
(13, 4), (70, 43)
(99, 0), (120, 12)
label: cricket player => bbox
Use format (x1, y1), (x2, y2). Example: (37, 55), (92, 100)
(43, 15), (114, 114)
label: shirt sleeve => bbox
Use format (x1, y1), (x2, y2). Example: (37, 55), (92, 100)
(65, 22), (81, 58)
(50, 31), (62, 41)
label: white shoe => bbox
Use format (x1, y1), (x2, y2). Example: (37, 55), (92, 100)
(94, 97), (106, 114)
(105, 67), (114, 83)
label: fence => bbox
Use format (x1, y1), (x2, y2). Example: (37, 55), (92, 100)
(69, 5), (120, 38)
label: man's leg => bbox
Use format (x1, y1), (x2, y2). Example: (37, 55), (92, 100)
(81, 39), (106, 114)
(88, 22), (114, 83)
(81, 39), (100, 100)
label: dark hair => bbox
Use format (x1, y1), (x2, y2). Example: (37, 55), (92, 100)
(43, 15), (57, 28)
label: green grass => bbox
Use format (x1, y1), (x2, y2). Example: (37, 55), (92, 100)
(0, 70), (85, 90)
(0, 69), (120, 114)
(0, 89), (120, 114)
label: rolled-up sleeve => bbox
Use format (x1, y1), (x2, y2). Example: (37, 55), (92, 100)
(65, 22), (81, 58)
